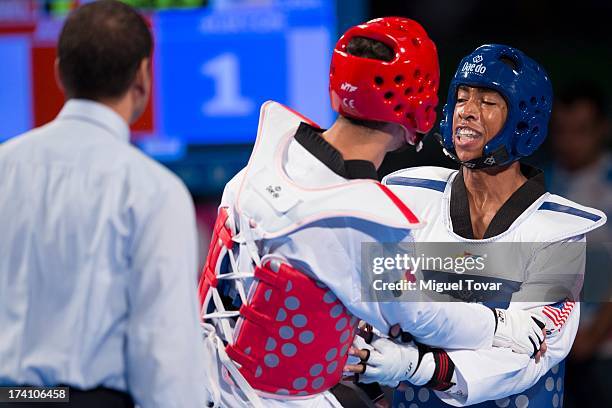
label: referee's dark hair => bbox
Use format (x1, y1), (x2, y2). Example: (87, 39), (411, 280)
(57, 0), (152, 100)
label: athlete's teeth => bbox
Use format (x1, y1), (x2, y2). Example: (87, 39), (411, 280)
(456, 128), (479, 140)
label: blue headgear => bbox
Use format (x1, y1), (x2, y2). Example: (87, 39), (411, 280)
(438, 44), (553, 168)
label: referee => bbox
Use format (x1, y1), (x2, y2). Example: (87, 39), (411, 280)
(0, 1), (207, 407)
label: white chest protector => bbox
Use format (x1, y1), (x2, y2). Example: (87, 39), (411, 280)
(382, 166), (607, 306)
(384, 166), (606, 408)
(384, 166), (606, 243)
(233, 101), (424, 241)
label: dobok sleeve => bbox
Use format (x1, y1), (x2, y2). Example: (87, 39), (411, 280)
(435, 237), (584, 406)
(312, 219), (496, 351)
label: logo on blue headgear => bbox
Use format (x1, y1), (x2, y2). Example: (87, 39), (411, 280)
(438, 44), (553, 169)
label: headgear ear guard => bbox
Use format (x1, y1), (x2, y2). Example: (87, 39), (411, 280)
(438, 44), (553, 168)
(329, 17), (440, 145)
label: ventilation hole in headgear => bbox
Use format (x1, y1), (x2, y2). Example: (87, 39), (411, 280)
(418, 85), (424, 94)
(374, 76), (384, 86)
(516, 122), (529, 133)
(384, 91), (394, 100)
(404, 87), (413, 96)
(519, 101), (527, 111)
(531, 126), (539, 135)
(412, 38), (421, 47)
(425, 105), (432, 113)
(499, 55), (518, 70)
(394, 104), (403, 113)
(540, 95), (546, 104)
(405, 113), (417, 128)
(424, 73), (430, 81)
(413, 69), (421, 79)
(535, 109), (541, 116)
(530, 96), (538, 105)
(394, 75), (404, 84)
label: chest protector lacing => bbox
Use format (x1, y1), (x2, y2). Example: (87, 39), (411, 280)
(199, 206), (358, 397)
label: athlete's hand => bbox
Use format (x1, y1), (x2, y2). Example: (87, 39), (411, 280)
(344, 336), (434, 387)
(493, 308), (547, 361)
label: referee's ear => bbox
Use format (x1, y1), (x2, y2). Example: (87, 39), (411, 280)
(54, 58), (67, 99)
(128, 57), (152, 125)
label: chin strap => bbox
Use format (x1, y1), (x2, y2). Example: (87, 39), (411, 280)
(392, 133), (425, 155)
(434, 132), (513, 169)
(415, 140), (424, 153)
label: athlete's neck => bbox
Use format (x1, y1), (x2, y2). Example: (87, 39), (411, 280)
(322, 117), (402, 170)
(462, 162), (527, 238)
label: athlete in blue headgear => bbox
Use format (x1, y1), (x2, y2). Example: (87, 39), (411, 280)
(438, 44), (554, 172)
(345, 45), (607, 407)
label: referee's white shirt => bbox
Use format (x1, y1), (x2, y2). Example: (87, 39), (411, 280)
(0, 99), (207, 407)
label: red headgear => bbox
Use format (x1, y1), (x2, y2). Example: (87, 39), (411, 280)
(329, 17), (439, 144)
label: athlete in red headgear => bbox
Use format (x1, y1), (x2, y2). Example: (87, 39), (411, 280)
(198, 18), (545, 408)
(329, 17), (439, 146)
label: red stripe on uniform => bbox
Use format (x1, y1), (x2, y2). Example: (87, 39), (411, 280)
(377, 184), (420, 224)
(437, 352), (447, 384)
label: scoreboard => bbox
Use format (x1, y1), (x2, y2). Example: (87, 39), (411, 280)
(155, 2), (335, 145)
(0, 0), (336, 155)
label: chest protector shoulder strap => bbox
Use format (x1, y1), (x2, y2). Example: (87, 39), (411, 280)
(511, 193), (607, 243)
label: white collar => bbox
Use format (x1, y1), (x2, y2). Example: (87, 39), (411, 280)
(57, 99), (130, 143)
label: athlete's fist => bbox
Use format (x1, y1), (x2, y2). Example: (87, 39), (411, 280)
(344, 336), (434, 387)
(492, 308), (547, 360)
